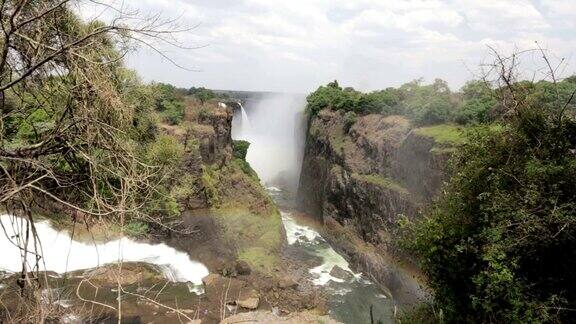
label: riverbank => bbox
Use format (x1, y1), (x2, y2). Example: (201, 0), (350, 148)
(0, 211), (330, 323)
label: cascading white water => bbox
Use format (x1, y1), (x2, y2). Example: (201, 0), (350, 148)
(0, 214), (209, 287)
(266, 188), (395, 324)
(239, 103), (251, 133)
(232, 94), (307, 191)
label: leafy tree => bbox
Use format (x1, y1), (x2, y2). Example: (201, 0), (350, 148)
(358, 88), (402, 115)
(233, 140), (250, 160)
(400, 78), (456, 125)
(152, 83), (185, 125)
(188, 87), (216, 103)
(0, 1), (187, 302)
(454, 80), (497, 124)
(306, 82), (352, 116)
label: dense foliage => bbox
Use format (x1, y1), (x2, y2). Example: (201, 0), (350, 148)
(188, 86), (219, 103)
(233, 140), (250, 160)
(404, 78), (576, 322)
(306, 78), (576, 126)
(0, 0), (225, 235)
(153, 83), (186, 125)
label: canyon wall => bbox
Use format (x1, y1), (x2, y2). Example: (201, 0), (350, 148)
(297, 109), (460, 305)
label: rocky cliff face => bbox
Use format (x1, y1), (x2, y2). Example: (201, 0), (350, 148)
(298, 109), (458, 304)
(299, 109), (452, 245)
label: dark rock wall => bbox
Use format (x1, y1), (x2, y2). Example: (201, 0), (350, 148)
(298, 109), (451, 250)
(196, 105), (233, 166)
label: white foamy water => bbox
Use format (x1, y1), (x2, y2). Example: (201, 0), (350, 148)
(281, 212), (321, 245)
(239, 103), (251, 132)
(231, 94), (307, 191)
(309, 247), (354, 285)
(280, 212), (355, 285)
(0, 214), (209, 286)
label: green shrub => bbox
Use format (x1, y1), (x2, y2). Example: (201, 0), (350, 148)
(145, 135), (184, 167)
(152, 83), (185, 125)
(188, 87), (216, 103)
(124, 221), (149, 237)
(233, 140), (250, 160)
(343, 111), (357, 132)
(234, 158), (259, 179)
(454, 80), (497, 124)
(405, 107), (576, 322)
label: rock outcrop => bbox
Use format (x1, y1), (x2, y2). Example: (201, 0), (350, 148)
(297, 109), (460, 305)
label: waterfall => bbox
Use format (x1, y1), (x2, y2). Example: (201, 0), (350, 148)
(232, 94), (306, 191)
(239, 102), (251, 133)
(0, 214), (209, 286)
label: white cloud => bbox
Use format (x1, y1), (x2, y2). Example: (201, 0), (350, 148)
(83, 0), (576, 92)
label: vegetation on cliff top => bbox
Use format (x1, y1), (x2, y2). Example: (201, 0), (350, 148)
(351, 173), (409, 196)
(403, 50), (576, 323)
(413, 124), (466, 144)
(306, 76), (576, 127)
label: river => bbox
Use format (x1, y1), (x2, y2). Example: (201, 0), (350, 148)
(232, 94), (398, 323)
(267, 187), (396, 323)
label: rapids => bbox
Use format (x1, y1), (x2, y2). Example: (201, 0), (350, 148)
(0, 214), (209, 288)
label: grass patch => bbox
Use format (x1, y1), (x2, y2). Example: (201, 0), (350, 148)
(414, 124), (466, 144)
(352, 173), (409, 195)
(212, 207), (282, 275)
(238, 247), (278, 274)
(329, 127), (353, 154)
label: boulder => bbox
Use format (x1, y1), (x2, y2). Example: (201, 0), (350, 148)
(235, 260), (251, 275)
(329, 265), (354, 281)
(201, 273), (221, 287)
(236, 297), (259, 310)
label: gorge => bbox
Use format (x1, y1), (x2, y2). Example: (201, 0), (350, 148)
(0, 89), (442, 323)
(3, 2), (576, 323)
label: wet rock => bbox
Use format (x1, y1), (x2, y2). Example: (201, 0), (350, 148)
(202, 273), (248, 305)
(235, 260), (251, 275)
(329, 265), (354, 281)
(201, 273), (220, 286)
(237, 297), (259, 309)
(218, 260), (251, 277)
(81, 262), (162, 286)
(220, 264), (236, 277)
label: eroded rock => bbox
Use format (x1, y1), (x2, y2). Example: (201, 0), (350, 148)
(329, 265), (354, 281)
(236, 297), (259, 309)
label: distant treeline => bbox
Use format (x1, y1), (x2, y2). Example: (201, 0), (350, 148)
(150, 83), (230, 125)
(306, 77), (576, 125)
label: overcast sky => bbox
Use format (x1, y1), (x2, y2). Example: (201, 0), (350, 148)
(81, 0), (576, 93)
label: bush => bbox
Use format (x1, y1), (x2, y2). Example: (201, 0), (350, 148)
(454, 80), (497, 124)
(233, 140), (250, 160)
(188, 87), (216, 103)
(124, 221), (149, 237)
(343, 111), (357, 132)
(145, 135), (184, 167)
(152, 83), (185, 125)
(405, 107), (576, 322)
(358, 89), (402, 115)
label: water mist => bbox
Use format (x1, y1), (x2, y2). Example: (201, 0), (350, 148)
(231, 93), (307, 191)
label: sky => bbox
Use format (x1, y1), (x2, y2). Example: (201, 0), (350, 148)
(79, 0), (576, 93)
